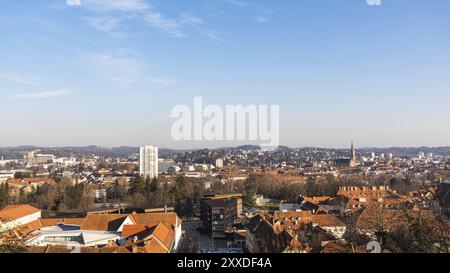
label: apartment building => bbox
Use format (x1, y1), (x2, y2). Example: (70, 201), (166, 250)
(139, 146), (158, 179)
(200, 194), (243, 238)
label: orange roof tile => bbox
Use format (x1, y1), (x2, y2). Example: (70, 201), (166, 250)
(132, 212), (181, 229)
(121, 224), (153, 238)
(151, 222), (175, 249)
(0, 204), (41, 222)
(143, 238), (169, 253)
(274, 211), (345, 228)
(12, 219), (43, 237)
(80, 214), (128, 231)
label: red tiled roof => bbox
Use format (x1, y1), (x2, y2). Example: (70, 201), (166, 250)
(131, 212), (181, 229)
(152, 222), (175, 249)
(0, 204), (41, 222)
(274, 211), (345, 228)
(80, 214), (129, 231)
(121, 224), (153, 238)
(143, 238), (168, 253)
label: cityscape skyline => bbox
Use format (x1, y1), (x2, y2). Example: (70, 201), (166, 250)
(2, 142), (450, 154)
(1, 0), (449, 259)
(1, 0), (450, 148)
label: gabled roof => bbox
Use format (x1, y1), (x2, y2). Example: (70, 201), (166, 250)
(301, 201), (321, 212)
(356, 206), (437, 232)
(0, 204), (41, 223)
(80, 214), (129, 231)
(12, 219), (42, 238)
(152, 222), (175, 249)
(121, 224), (153, 239)
(131, 212), (181, 229)
(304, 196), (333, 204)
(121, 222), (175, 252)
(143, 238), (168, 253)
(274, 211), (345, 228)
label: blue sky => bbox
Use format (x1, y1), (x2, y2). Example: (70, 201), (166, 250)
(1, 0), (450, 148)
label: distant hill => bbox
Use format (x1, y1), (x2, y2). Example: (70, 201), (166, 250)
(358, 147), (450, 156)
(216, 145), (261, 151)
(1, 145), (450, 159)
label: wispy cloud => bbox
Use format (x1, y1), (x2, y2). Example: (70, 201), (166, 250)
(223, 0), (252, 7)
(203, 30), (225, 43)
(82, 16), (127, 38)
(75, 1), (186, 38)
(84, 53), (175, 86)
(81, 0), (152, 12)
(12, 89), (70, 99)
(68, 0), (222, 41)
(83, 16), (121, 32)
(223, 0), (272, 23)
(85, 53), (147, 83)
(142, 12), (184, 38)
(0, 73), (40, 86)
(179, 13), (224, 43)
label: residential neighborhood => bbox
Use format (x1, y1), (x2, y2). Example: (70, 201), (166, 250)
(1, 144), (449, 253)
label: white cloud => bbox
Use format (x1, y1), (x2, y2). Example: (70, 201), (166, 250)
(179, 13), (224, 43)
(180, 14), (204, 25)
(83, 16), (121, 32)
(143, 12), (184, 38)
(12, 90), (70, 99)
(223, 0), (272, 23)
(0, 73), (40, 86)
(81, 0), (152, 12)
(223, 0), (251, 7)
(84, 53), (175, 86)
(142, 12), (225, 41)
(66, 0), (81, 6)
(367, 0), (382, 6)
(86, 53), (146, 83)
(73, 1), (222, 40)
(68, 1), (224, 41)
(82, 16), (127, 38)
(202, 29), (225, 43)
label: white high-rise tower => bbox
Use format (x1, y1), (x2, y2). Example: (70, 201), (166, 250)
(139, 145), (158, 179)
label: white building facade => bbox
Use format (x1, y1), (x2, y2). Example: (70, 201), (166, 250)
(139, 146), (158, 179)
(0, 205), (42, 233)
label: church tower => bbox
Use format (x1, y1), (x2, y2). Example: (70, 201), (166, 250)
(350, 141), (356, 167)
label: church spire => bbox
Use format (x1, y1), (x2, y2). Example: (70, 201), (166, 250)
(351, 141), (356, 163)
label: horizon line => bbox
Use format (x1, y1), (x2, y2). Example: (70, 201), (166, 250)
(1, 144), (450, 151)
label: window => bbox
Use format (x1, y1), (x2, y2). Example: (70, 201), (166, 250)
(44, 235), (82, 243)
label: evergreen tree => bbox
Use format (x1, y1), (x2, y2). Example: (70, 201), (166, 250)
(150, 178), (159, 193)
(129, 174), (145, 195)
(0, 183), (10, 207)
